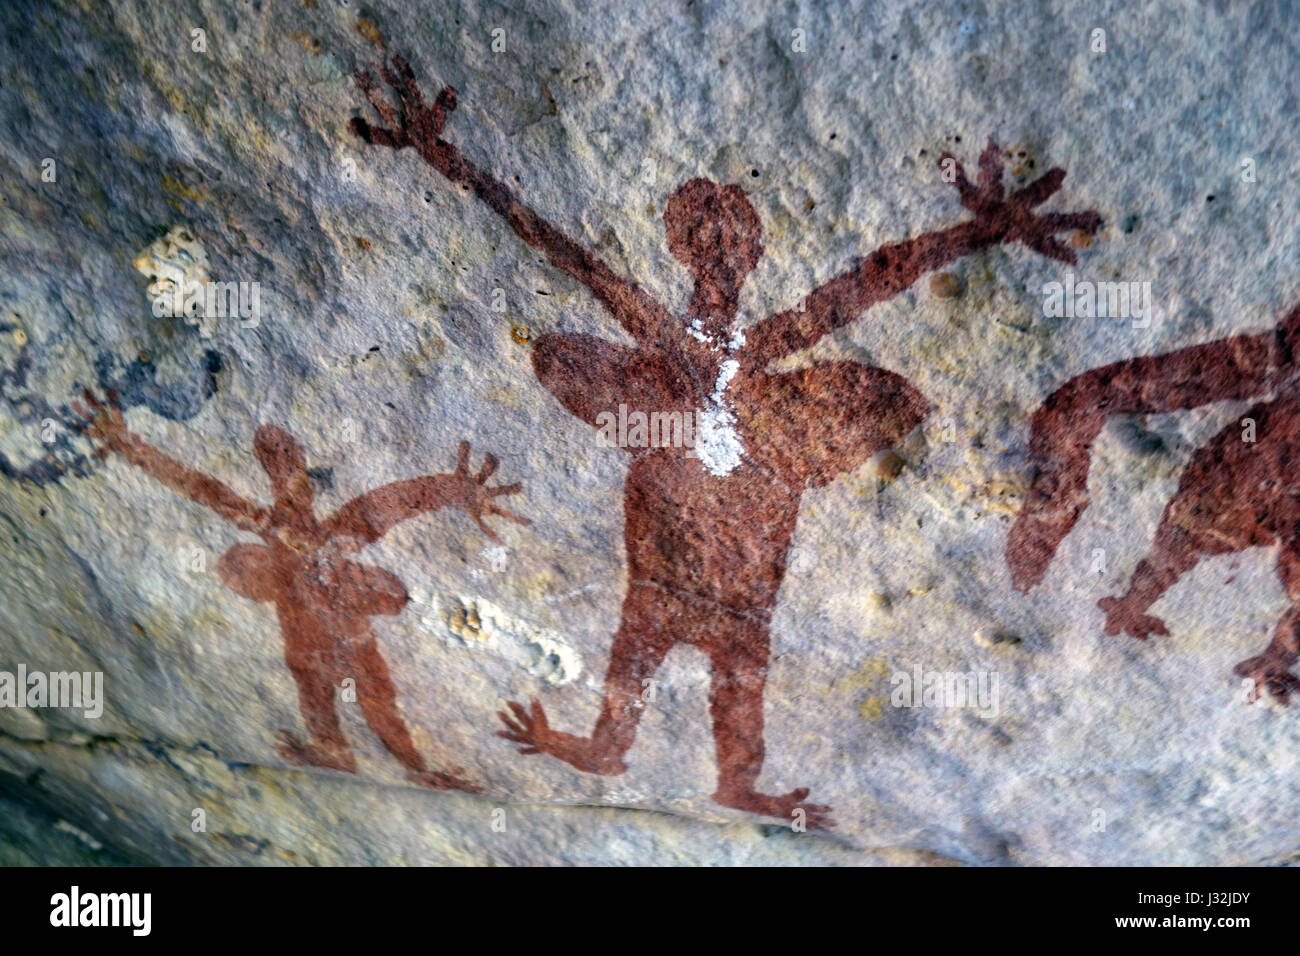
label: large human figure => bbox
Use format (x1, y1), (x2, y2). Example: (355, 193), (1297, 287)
(76, 389), (527, 790)
(351, 55), (1102, 826)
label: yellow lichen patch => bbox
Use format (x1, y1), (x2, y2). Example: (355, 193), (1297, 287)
(842, 656), (890, 691)
(416, 592), (584, 685)
(290, 32), (322, 55)
(133, 225), (210, 310)
(485, 385), (524, 408)
(979, 477), (1027, 515)
(161, 174), (206, 203)
(858, 696), (887, 719)
(518, 571), (561, 607)
(838, 659), (891, 720)
(356, 19), (386, 49)
(446, 603), (486, 641)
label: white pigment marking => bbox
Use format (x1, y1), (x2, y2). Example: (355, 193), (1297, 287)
(695, 357), (744, 476)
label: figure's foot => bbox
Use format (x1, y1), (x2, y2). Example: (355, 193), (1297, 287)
(1098, 596), (1170, 639)
(275, 731), (357, 773)
(713, 786), (837, 832)
(406, 767), (484, 794)
(1007, 496), (1090, 593)
(496, 699), (628, 775)
(1234, 652), (1300, 704)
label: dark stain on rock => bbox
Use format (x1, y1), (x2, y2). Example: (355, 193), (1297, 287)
(0, 316), (222, 486)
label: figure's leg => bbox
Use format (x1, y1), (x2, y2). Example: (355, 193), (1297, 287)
(277, 650), (357, 773)
(1101, 418), (1271, 639)
(352, 637), (481, 792)
(706, 621), (834, 830)
(1098, 521), (1215, 639)
(497, 585), (675, 774)
(1234, 546), (1300, 703)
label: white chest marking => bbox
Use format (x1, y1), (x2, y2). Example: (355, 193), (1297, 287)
(695, 357), (744, 477)
(684, 320), (749, 477)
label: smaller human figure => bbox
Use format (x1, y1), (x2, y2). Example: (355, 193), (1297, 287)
(75, 389), (528, 790)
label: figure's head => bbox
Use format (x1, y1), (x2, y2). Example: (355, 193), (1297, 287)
(664, 179), (763, 309)
(254, 425), (311, 505)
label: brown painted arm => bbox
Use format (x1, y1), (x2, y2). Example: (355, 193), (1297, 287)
(746, 139), (1103, 365)
(349, 55), (673, 346)
(1006, 315), (1298, 591)
(74, 390), (270, 535)
(326, 440), (528, 550)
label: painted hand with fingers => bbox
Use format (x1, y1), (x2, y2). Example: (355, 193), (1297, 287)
(349, 54), (459, 160)
(72, 388), (131, 458)
(940, 138), (1103, 264)
(438, 440), (528, 544)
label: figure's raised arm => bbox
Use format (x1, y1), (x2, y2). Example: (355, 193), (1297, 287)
(326, 440), (528, 551)
(1006, 310), (1299, 591)
(349, 55), (673, 346)
(746, 140), (1102, 365)
(74, 390), (269, 535)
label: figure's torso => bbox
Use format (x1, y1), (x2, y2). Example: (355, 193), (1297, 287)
(1169, 391), (1300, 545)
(219, 537), (409, 654)
(622, 449), (801, 615)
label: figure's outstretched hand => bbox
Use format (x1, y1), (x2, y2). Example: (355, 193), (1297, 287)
(445, 440), (529, 543)
(70, 388), (130, 459)
(940, 138), (1102, 265)
(496, 699), (551, 756)
(349, 54), (458, 157)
